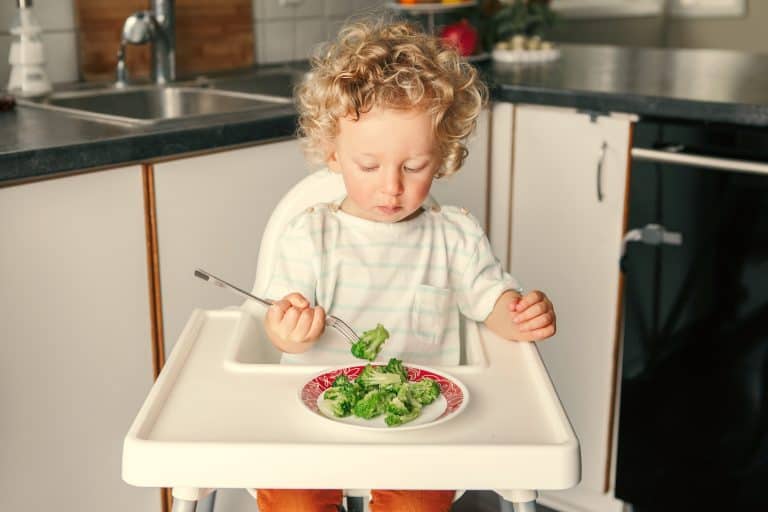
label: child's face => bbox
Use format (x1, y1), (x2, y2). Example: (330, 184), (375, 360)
(327, 106), (439, 223)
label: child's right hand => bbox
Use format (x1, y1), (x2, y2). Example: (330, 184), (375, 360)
(264, 292), (326, 353)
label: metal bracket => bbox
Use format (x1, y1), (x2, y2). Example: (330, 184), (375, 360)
(578, 109), (611, 122)
(621, 223), (683, 258)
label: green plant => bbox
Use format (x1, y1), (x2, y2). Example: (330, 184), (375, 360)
(483, 0), (557, 46)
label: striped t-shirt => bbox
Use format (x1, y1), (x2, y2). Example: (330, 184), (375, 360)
(264, 201), (520, 366)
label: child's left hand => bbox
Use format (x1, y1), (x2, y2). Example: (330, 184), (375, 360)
(509, 290), (556, 341)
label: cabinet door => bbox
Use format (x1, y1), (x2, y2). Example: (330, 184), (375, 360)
(510, 105), (631, 512)
(0, 167), (158, 512)
(153, 140), (308, 353)
(430, 108), (490, 228)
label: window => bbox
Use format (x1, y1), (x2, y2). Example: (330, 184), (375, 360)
(551, 0), (664, 18)
(668, 0), (746, 17)
(551, 0), (746, 18)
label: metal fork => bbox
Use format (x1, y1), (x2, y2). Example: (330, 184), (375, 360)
(193, 268), (360, 344)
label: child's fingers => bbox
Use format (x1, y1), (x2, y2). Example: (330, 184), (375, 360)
(514, 290), (545, 312)
(522, 324), (556, 341)
(512, 301), (548, 323)
(280, 305), (301, 336)
(267, 299), (290, 323)
(507, 294), (523, 312)
(282, 292), (309, 309)
(305, 306), (326, 342)
(516, 312), (555, 332)
(289, 307), (315, 343)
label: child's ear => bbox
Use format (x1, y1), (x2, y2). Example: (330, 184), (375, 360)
(326, 150), (342, 173)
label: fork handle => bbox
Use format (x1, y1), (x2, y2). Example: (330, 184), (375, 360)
(194, 269), (274, 309)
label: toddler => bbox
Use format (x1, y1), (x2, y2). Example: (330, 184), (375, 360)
(258, 17), (556, 512)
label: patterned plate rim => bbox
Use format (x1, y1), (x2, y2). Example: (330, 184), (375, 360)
(298, 363), (469, 431)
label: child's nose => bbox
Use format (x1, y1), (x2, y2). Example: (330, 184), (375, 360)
(382, 168), (404, 196)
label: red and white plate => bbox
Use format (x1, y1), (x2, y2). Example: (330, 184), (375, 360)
(299, 364), (469, 431)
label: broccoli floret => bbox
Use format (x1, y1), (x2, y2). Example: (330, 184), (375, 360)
(332, 374), (353, 387)
(384, 383), (422, 426)
(322, 386), (356, 418)
(385, 408), (421, 427)
(409, 378), (441, 405)
(332, 374), (364, 400)
(386, 394), (410, 416)
(384, 357), (408, 382)
(357, 364), (405, 389)
(350, 324), (390, 361)
(352, 389), (392, 419)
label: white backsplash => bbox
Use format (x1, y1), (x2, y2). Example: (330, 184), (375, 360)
(0, 0), (387, 89)
(254, 0), (387, 64)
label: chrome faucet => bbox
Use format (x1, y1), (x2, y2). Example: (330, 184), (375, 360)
(116, 0), (175, 86)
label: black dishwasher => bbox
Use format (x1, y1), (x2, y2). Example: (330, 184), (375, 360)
(615, 119), (768, 511)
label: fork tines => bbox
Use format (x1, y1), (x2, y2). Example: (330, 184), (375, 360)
(328, 316), (358, 344)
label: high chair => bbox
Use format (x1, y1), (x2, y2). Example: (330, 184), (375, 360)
(122, 169), (580, 512)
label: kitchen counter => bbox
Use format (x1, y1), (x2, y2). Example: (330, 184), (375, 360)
(0, 104), (297, 183)
(487, 44), (768, 126)
(3, 44), (768, 185)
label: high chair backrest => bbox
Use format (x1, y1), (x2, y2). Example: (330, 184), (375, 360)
(251, 169), (346, 297)
(250, 168), (437, 297)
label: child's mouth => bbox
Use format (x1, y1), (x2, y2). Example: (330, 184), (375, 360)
(376, 205), (403, 215)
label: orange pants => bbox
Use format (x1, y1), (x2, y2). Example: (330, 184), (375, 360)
(256, 489), (455, 512)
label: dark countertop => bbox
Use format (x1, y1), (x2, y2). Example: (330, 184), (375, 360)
(0, 103), (298, 184)
(3, 44), (768, 185)
(486, 44), (768, 126)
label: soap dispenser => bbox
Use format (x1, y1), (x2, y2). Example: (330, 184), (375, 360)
(7, 0), (52, 97)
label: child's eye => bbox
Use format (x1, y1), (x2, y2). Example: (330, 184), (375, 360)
(360, 165), (378, 172)
(404, 165), (426, 173)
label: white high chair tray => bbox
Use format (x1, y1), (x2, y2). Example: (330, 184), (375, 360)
(122, 308), (580, 492)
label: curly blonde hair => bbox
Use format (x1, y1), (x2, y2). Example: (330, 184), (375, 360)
(295, 17), (488, 178)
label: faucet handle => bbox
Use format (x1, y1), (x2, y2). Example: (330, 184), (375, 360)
(122, 11), (156, 45)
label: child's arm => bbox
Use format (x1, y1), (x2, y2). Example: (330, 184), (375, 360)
(264, 292), (326, 353)
(484, 289), (557, 342)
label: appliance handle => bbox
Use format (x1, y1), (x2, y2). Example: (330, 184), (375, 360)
(631, 147), (768, 176)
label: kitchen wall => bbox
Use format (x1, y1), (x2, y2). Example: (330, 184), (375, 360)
(551, 0), (768, 54)
(0, 0), (385, 88)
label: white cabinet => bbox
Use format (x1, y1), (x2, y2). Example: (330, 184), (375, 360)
(0, 167), (158, 512)
(153, 140), (310, 512)
(431, 108), (490, 228)
(496, 104), (633, 512)
(153, 140), (309, 353)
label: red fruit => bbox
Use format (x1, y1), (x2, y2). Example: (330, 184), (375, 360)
(440, 19), (478, 57)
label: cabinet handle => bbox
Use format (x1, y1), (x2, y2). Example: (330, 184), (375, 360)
(596, 141), (608, 202)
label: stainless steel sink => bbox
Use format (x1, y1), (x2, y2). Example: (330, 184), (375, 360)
(19, 85), (292, 125)
(199, 69), (306, 99)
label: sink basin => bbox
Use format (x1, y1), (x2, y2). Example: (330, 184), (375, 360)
(19, 85), (292, 125)
(201, 69), (306, 99)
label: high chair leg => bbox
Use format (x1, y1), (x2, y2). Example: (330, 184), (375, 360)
(513, 502), (536, 512)
(171, 498), (198, 512)
(496, 489), (538, 512)
(345, 495), (366, 512)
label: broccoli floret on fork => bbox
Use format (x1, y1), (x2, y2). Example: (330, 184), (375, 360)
(350, 323), (390, 361)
